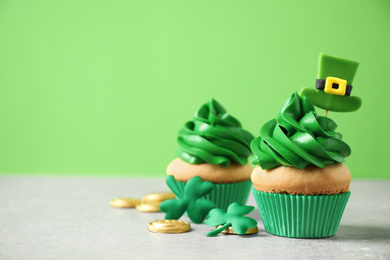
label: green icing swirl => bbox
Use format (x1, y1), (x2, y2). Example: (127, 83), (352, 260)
(177, 99), (254, 167)
(250, 92), (351, 170)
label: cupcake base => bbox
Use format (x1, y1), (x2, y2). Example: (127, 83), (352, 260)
(252, 189), (351, 238)
(173, 179), (252, 210)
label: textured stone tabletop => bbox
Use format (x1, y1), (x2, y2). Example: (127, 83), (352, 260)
(0, 177), (389, 260)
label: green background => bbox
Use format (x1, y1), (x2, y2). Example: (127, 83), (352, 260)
(0, 0), (389, 178)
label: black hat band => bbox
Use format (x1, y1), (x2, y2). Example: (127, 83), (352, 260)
(316, 79), (352, 96)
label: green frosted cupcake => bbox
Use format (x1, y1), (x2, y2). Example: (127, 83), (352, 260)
(251, 54), (360, 238)
(167, 99), (254, 210)
(250, 92), (353, 238)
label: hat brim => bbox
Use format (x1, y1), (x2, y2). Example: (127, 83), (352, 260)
(300, 88), (361, 112)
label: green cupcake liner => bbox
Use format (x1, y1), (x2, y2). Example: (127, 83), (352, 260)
(252, 189), (351, 238)
(173, 179), (252, 210)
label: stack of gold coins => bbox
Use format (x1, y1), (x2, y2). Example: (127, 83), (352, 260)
(136, 192), (175, 213)
(135, 201), (161, 212)
(110, 192), (175, 213)
(142, 192), (176, 203)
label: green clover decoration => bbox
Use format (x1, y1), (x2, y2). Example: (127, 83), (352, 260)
(205, 202), (257, 237)
(160, 175), (216, 224)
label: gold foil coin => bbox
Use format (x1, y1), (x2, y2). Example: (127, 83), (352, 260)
(136, 201), (161, 212)
(110, 198), (141, 208)
(142, 192), (175, 203)
(218, 225), (258, 235)
(148, 220), (190, 234)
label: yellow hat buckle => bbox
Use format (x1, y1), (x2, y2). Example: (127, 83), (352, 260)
(324, 77), (347, 96)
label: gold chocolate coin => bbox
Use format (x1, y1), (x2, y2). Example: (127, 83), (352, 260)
(218, 225), (258, 235)
(110, 198), (141, 208)
(148, 219), (190, 234)
(142, 192), (175, 203)
(136, 201), (161, 212)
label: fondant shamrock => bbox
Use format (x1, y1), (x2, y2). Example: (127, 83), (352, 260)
(160, 175), (215, 224)
(205, 202), (257, 237)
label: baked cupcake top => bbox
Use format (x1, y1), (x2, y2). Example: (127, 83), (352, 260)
(250, 92), (351, 170)
(177, 99), (254, 167)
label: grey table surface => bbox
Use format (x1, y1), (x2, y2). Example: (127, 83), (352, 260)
(0, 177), (389, 260)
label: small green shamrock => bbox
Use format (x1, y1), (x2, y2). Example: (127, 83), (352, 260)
(160, 175), (215, 224)
(205, 202), (257, 237)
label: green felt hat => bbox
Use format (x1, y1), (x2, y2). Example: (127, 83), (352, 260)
(300, 53), (362, 112)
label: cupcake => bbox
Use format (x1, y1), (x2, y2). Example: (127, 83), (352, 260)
(251, 92), (352, 238)
(251, 54), (360, 238)
(167, 99), (254, 210)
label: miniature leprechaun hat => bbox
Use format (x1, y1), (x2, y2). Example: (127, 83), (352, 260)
(300, 53), (361, 112)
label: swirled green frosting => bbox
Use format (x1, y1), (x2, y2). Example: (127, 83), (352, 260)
(177, 99), (254, 167)
(250, 92), (351, 169)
